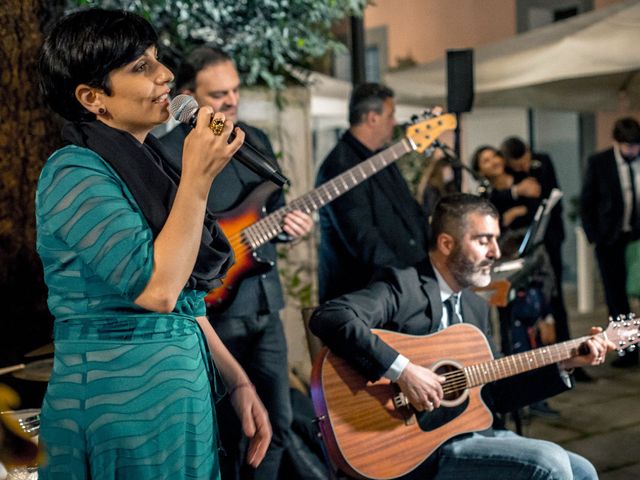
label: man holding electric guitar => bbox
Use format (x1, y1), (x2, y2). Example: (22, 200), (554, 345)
(161, 46), (313, 480)
(310, 193), (619, 480)
(316, 83), (430, 302)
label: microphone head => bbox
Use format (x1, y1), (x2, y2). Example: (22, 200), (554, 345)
(169, 94), (198, 124)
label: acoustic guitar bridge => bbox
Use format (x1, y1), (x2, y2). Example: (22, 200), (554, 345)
(392, 392), (416, 425)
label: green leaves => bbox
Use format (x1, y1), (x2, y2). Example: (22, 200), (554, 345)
(68, 0), (367, 90)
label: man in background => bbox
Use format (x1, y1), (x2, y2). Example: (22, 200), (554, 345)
(315, 83), (429, 302)
(501, 136), (569, 344)
(581, 117), (640, 368)
(161, 46), (314, 479)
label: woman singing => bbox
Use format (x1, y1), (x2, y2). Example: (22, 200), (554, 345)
(36, 9), (270, 479)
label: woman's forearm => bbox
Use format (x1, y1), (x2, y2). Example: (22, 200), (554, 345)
(134, 186), (209, 312)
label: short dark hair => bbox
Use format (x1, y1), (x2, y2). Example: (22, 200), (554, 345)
(500, 136), (528, 161)
(613, 117), (640, 144)
(471, 145), (497, 172)
(348, 83), (394, 126)
(429, 193), (498, 250)
(38, 8), (157, 122)
(174, 46), (233, 92)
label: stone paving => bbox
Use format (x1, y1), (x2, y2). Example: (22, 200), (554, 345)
(504, 289), (640, 479)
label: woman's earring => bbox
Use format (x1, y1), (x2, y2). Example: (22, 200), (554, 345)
(98, 107), (106, 115)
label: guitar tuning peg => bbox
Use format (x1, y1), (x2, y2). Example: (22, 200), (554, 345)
(422, 109), (433, 118)
(618, 349), (626, 356)
(628, 345), (636, 353)
(410, 114), (420, 124)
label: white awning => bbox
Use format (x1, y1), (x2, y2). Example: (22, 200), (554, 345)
(385, 0), (640, 111)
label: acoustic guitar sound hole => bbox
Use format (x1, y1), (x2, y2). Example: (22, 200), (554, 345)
(434, 362), (467, 402)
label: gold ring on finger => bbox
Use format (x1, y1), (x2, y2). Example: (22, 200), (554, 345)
(209, 117), (225, 136)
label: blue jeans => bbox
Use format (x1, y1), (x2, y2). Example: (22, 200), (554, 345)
(211, 312), (292, 480)
(436, 430), (597, 480)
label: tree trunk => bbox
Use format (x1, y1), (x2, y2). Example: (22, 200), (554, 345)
(0, 0), (64, 369)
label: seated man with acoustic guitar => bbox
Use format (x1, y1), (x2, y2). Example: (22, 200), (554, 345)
(310, 193), (616, 480)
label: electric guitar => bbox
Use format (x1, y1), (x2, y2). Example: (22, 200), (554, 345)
(205, 113), (457, 310)
(310, 317), (639, 480)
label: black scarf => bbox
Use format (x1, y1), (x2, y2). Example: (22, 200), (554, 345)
(62, 120), (233, 291)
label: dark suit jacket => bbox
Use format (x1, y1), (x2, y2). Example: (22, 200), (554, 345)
(310, 260), (571, 415)
(160, 123), (285, 316)
(581, 148), (627, 246)
(315, 131), (428, 302)
(508, 152), (565, 247)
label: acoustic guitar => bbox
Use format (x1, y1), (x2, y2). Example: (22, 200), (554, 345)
(205, 113), (457, 310)
(310, 317), (639, 479)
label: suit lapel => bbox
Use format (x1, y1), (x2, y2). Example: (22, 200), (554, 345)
(417, 261), (486, 332)
(417, 260), (443, 333)
(460, 291), (477, 327)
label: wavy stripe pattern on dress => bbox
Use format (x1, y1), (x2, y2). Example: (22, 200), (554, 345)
(36, 146), (220, 479)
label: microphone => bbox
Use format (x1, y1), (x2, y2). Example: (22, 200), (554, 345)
(169, 94), (289, 187)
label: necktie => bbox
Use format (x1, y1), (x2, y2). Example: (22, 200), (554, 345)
(444, 293), (462, 325)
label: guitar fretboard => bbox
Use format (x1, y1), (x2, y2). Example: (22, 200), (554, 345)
(462, 335), (593, 387)
(241, 138), (415, 249)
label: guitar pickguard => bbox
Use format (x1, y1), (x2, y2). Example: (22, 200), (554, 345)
(416, 398), (470, 432)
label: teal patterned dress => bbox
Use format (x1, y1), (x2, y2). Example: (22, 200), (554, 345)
(35, 145), (223, 479)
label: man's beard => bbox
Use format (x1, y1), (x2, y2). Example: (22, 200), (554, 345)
(447, 245), (494, 289)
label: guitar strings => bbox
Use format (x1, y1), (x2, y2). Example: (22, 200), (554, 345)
(438, 344), (589, 395)
(224, 221), (282, 253)
(440, 371), (468, 395)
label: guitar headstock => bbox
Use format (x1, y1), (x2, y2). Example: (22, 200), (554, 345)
(404, 111), (457, 153)
(604, 314), (640, 352)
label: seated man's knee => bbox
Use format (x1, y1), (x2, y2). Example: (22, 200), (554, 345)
(530, 441), (573, 480)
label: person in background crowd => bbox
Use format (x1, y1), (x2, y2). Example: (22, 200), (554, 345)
(501, 138), (571, 343)
(416, 156), (457, 221)
(471, 145), (541, 234)
(581, 117), (640, 368)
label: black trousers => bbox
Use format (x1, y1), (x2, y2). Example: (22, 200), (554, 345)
(595, 234), (632, 319)
(211, 311), (292, 480)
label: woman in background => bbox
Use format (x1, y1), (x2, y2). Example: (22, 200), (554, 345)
(36, 9), (270, 479)
(415, 156), (456, 220)
(472, 145), (542, 231)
